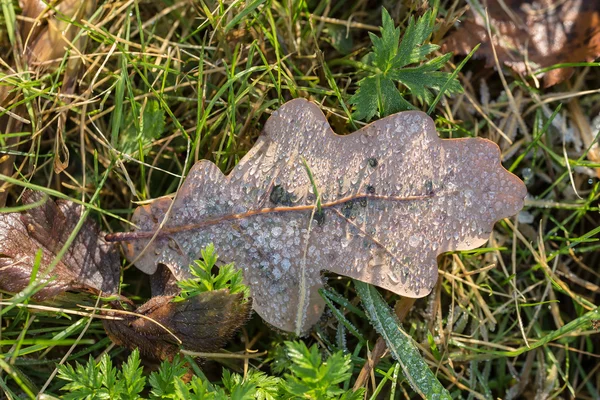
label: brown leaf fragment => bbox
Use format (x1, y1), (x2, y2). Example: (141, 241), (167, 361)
(0, 191), (119, 299)
(109, 98), (527, 334)
(102, 291), (251, 360)
(19, 0), (96, 70)
(443, 0), (600, 87)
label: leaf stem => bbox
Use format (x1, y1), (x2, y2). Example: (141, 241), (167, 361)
(105, 192), (433, 242)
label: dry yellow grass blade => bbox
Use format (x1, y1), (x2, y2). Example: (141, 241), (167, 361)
(14, 0), (98, 173)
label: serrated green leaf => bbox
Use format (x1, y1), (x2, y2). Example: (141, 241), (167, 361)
(149, 355), (188, 399)
(57, 354), (134, 400)
(120, 349), (146, 399)
(173, 377), (192, 398)
(371, 8), (400, 71)
(349, 75), (414, 121)
(339, 389), (366, 400)
(349, 76), (379, 121)
(354, 281), (452, 400)
(244, 371), (281, 400)
(173, 375), (212, 399)
(350, 6), (463, 121)
(390, 56), (462, 104)
(99, 355), (120, 396)
(282, 341), (359, 399)
(119, 99), (165, 155)
(394, 10), (435, 68)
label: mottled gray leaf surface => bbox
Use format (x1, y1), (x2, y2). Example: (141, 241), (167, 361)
(0, 191), (120, 299)
(116, 99), (527, 334)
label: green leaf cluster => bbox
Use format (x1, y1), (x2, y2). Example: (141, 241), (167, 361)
(282, 341), (365, 400)
(57, 350), (145, 400)
(57, 342), (364, 399)
(174, 243), (249, 302)
(349, 7), (462, 121)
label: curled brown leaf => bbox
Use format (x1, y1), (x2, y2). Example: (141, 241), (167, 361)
(0, 191), (119, 299)
(9, 0), (98, 173)
(20, 0), (96, 70)
(443, 0), (600, 87)
(102, 291), (251, 360)
(0, 191), (248, 360)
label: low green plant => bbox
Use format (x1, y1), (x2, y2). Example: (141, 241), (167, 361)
(174, 243), (249, 302)
(349, 6), (462, 121)
(57, 349), (146, 400)
(57, 342), (364, 399)
(282, 341), (364, 400)
(118, 99), (166, 156)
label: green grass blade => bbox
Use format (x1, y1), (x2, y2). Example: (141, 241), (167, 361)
(427, 43), (479, 115)
(224, 0), (266, 33)
(354, 281), (451, 399)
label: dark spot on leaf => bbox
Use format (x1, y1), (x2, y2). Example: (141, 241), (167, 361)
(270, 185), (295, 206)
(367, 157), (378, 167)
(313, 209), (326, 226)
(425, 180), (433, 195)
(366, 185), (376, 194)
(342, 201), (356, 218)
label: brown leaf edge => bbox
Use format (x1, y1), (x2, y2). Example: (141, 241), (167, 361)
(0, 190), (120, 299)
(442, 0), (600, 87)
(0, 191), (251, 361)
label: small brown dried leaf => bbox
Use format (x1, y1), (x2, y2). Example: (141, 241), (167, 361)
(443, 0), (600, 87)
(0, 191), (119, 299)
(102, 291), (251, 360)
(111, 99), (527, 334)
(20, 0), (96, 69)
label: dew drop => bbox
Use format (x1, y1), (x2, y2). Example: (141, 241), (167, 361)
(522, 167), (534, 184)
(408, 235), (420, 247)
(387, 270), (400, 283)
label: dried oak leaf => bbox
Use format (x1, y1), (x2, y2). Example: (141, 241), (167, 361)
(0, 191), (119, 299)
(102, 291), (251, 360)
(113, 99), (527, 334)
(443, 0), (600, 87)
